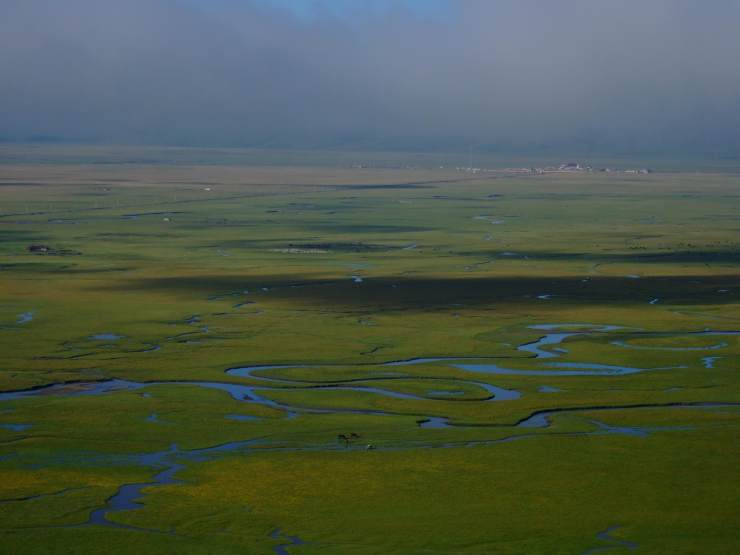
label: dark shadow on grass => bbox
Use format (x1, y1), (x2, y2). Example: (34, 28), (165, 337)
(100, 274), (739, 309)
(303, 223), (433, 234)
(473, 249), (740, 265)
(328, 177), (486, 190)
(0, 263), (133, 274)
(211, 239), (401, 252)
(0, 230), (47, 243)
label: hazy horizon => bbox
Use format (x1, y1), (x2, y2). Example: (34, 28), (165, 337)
(3, 0), (740, 155)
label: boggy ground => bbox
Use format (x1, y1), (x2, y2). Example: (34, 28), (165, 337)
(0, 150), (739, 554)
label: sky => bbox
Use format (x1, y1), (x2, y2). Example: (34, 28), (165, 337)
(2, 0), (740, 154)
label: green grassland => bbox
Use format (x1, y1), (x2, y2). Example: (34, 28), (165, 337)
(0, 149), (738, 553)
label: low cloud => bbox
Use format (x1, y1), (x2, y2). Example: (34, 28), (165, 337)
(1, 0), (739, 153)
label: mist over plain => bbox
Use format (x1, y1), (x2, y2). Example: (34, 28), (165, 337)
(2, 0), (739, 154)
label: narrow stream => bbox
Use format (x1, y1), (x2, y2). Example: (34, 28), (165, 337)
(16, 312), (34, 325)
(270, 528), (306, 555)
(1, 322), (737, 537)
(580, 525), (638, 555)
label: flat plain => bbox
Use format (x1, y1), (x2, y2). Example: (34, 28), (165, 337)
(0, 148), (738, 554)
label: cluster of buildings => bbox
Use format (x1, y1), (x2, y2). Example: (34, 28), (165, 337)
(534, 163), (653, 174)
(456, 162), (653, 175)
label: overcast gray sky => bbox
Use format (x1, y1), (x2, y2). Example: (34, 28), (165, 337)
(2, 0), (739, 153)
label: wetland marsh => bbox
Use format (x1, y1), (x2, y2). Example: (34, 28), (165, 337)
(0, 150), (738, 553)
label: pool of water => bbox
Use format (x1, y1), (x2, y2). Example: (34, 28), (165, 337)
(16, 312), (34, 325)
(702, 356), (721, 369)
(455, 362), (681, 377)
(90, 333), (123, 341)
(418, 417), (451, 429)
(225, 414), (261, 422)
(538, 385), (562, 393)
(516, 402), (735, 429)
(0, 423), (32, 432)
(612, 340), (728, 351)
